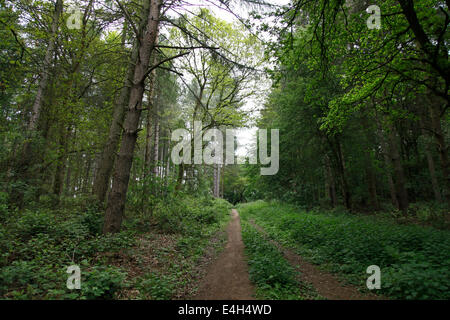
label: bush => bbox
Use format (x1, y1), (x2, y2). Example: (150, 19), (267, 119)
(14, 209), (56, 240)
(135, 272), (175, 300)
(0, 192), (8, 221)
(152, 195), (231, 235)
(82, 265), (127, 299)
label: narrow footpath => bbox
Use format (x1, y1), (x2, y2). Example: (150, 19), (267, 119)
(193, 209), (255, 300)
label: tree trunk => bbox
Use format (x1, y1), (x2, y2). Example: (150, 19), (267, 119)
(420, 117), (443, 202)
(28, 0), (63, 132)
(336, 139), (351, 209)
(152, 108), (160, 177)
(364, 149), (379, 210)
(429, 101), (450, 202)
(103, 0), (162, 234)
(325, 155), (337, 207)
(92, 24), (140, 203)
(176, 163), (184, 191)
(375, 115), (399, 208)
(53, 125), (70, 198)
(144, 32), (159, 177)
(386, 121), (409, 213)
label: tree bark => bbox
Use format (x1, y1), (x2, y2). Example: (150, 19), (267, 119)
(325, 155), (337, 207)
(375, 115), (399, 208)
(419, 117), (443, 202)
(176, 163), (184, 191)
(103, 0), (162, 234)
(428, 100), (450, 203)
(336, 139), (351, 209)
(28, 0), (63, 132)
(386, 121), (409, 213)
(53, 125), (71, 197)
(92, 23), (140, 203)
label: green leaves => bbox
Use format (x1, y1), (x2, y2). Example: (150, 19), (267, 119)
(241, 221), (301, 300)
(240, 201), (450, 300)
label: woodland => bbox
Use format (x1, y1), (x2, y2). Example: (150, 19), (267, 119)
(0, 0), (449, 300)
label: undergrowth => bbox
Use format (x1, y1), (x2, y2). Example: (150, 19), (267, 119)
(238, 200), (450, 300)
(0, 194), (231, 299)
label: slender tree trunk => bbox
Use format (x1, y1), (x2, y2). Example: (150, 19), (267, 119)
(386, 121), (409, 213)
(103, 0), (162, 234)
(213, 164), (219, 197)
(176, 163), (184, 191)
(336, 139), (351, 209)
(420, 117), (443, 202)
(28, 0), (63, 132)
(429, 101), (450, 202)
(221, 164), (224, 198)
(325, 155), (337, 207)
(375, 115), (399, 208)
(92, 25), (140, 203)
(82, 152), (92, 193)
(152, 109), (160, 177)
(364, 149), (379, 210)
(53, 125), (71, 198)
(144, 32), (159, 175)
(143, 41), (158, 212)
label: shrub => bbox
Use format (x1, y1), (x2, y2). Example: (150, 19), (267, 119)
(135, 272), (175, 300)
(14, 209), (56, 240)
(82, 266), (127, 299)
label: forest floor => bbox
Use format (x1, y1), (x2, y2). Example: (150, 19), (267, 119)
(192, 209), (255, 299)
(248, 220), (382, 300)
(193, 208), (382, 300)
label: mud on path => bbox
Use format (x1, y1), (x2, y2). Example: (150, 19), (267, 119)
(193, 209), (255, 300)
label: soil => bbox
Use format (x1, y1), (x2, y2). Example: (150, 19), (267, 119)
(193, 209), (255, 300)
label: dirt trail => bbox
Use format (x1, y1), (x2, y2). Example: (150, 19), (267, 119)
(249, 220), (384, 300)
(193, 209), (255, 300)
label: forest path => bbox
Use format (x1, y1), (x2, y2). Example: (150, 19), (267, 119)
(249, 220), (384, 300)
(193, 209), (255, 300)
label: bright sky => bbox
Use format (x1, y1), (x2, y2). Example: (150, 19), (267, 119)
(167, 0), (291, 158)
(178, 0), (291, 157)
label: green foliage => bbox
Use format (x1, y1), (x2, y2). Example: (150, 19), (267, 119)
(0, 201), (134, 299)
(82, 266), (127, 300)
(241, 221), (301, 300)
(135, 272), (175, 300)
(0, 191), (9, 221)
(239, 201), (450, 300)
(151, 195), (231, 235)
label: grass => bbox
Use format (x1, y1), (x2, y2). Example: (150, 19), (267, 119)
(238, 200), (450, 300)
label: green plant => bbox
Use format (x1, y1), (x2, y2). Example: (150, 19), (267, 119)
(238, 201), (450, 300)
(82, 266), (127, 299)
(135, 272), (175, 300)
(241, 222), (301, 300)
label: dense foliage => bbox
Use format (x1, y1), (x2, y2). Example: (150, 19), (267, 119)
(0, 194), (230, 299)
(0, 0), (448, 301)
(242, 0), (449, 218)
(239, 201), (450, 299)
